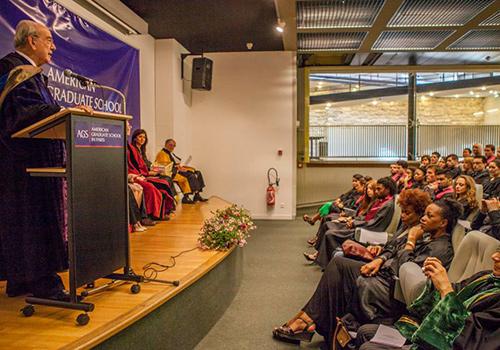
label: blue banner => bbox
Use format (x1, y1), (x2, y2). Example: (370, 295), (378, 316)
(0, 0), (140, 129)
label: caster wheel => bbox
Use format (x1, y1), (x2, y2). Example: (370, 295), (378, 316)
(21, 305), (35, 317)
(76, 313), (90, 326)
(130, 284), (141, 294)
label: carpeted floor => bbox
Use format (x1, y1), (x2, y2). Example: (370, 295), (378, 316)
(195, 212), (325, 350)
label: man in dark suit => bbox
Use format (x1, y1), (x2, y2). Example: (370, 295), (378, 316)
(0, 20), (89, 299)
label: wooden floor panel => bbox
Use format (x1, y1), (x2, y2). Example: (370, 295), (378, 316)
(0, 197), (233, 350)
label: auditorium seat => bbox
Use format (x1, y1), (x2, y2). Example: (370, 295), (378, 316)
(395, 230), (500, 305)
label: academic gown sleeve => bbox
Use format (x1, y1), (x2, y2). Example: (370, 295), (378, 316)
(395, 234), (454, 270)
(155, 149), (172, 166)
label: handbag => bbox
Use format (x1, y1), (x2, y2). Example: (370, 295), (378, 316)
(342, 239), (374, 262)
(332, 316), (356, 350)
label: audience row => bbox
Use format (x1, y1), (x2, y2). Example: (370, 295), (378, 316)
(274, 144), (500, 349)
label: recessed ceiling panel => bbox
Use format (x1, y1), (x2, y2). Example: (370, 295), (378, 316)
(297, 0), (385, 29)
(388, 0), (495, 27)
(448, 29), (500, 50)
(479, 11), (500, 26)
(373, 30), (454, 50)
(298, 32), (367, 51)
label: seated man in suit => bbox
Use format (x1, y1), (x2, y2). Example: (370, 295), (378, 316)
(155, 138), (207, 204)
(0, 20), (90, 299)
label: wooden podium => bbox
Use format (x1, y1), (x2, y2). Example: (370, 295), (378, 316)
(12, 108), (143, 325)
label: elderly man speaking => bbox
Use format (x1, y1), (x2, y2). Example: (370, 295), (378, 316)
(0, 20), (90, 299)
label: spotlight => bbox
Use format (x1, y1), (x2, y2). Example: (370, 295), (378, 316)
(428, 92), (434, 97)
(275, 19), (286, 33)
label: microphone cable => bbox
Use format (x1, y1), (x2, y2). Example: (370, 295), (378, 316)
(142, 247), (199, 286)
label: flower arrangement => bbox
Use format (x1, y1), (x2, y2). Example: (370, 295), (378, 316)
(198, 204), (256, 251)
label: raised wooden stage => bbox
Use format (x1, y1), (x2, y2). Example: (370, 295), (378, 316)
(0, 197), (242, 350)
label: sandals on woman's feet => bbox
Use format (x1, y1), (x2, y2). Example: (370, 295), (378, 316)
(303, 252), (318, 262)
(307, 237), (317, 246)
(302, 214), (315, 225)
(272, 318), (315, 344)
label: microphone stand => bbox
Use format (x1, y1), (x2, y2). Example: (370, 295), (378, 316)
(88, 81), (127, 115)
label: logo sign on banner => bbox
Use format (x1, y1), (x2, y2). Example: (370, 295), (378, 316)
(0, 0), (141, 130)
(74, 120), (123, 148)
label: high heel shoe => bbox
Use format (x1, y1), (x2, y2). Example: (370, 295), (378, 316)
(272, 319), (315, 344)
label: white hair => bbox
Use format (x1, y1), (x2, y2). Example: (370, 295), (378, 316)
(14, 20), (41, 49)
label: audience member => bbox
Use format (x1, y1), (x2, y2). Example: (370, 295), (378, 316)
(303, 174), (366, 226)
(155, 139), (207, 204)
(461, 156), (474, 176)
(273, 194), (460, 346)
(484, 144), (496, 164)
(471, 197), (499, 240)
(410, 167), (426, 190)
(424, 165), (438, 193)
(432, 169), (454, 200)
(357, 248), (500, 350)
(454, 175), (478, 220)
(420, 155), (430, 168)
(445, 154), (461, 179)
(305, 180), (377, 261)
(483, 159), (500, 199)
(313, 177), (396, 269)
(356, 198), (461, 323)
(462, 147), (472, 158)
(437, 157), (446, 169)
(397, 167), (413, 192)
(390, 163), (401, 182)
(430, 152), (441, 165)
(472, 143), (483, 157)
(472, 156), (489, 186)
(497, 146), (500, 159)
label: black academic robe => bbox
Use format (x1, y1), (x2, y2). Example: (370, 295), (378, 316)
(471, 210), (500, 240)
(483, 177), (500, 199)
(316, 198), (395, 269)
(357, 232), (454, 322)
(0, 52), (67, 287)
(472, 170), (490, 187)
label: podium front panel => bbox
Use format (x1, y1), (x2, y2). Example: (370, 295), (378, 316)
(69, 115), (128, 287)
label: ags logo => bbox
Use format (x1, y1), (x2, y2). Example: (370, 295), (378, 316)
(77, 129), (89, 138)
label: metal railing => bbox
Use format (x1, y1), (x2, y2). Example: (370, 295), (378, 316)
(309, 124), (500, 160)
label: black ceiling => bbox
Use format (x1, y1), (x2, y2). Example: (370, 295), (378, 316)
(120, 0), (284, 53)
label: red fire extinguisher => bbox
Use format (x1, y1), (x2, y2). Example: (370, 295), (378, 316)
(267, 168), (280, 206)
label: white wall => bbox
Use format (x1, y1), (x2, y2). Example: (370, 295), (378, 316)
(188, 51), (297, 219)
(54, 3), (298, 219)
(55, 0), (157, 150)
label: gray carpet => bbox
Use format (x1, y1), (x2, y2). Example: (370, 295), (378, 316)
(195, 213), (325, 350)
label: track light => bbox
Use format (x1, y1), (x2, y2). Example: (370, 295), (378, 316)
(275, 19), (286, 33)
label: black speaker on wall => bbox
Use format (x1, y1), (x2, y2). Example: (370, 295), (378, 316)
(191, 57), (213, 91)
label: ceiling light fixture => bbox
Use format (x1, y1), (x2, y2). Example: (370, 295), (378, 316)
(481, 86), (487, 91)
(276, 19), (286, 33)
(487, 108), (499, 113)
(473, 111), (484, 117)
(428, 92), (434, 97)
(469, 91), (474, 95)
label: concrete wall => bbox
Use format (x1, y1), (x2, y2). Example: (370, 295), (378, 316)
(311, 96), (488, 125)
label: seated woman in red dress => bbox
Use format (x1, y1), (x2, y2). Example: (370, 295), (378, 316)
(127, 128), (175, 220)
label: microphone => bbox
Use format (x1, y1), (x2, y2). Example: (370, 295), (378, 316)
(64, 69), (98, 85)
